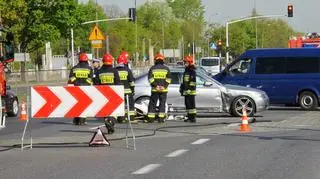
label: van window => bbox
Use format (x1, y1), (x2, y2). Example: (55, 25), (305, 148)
(256, 57), (320, 74)
(229, 58), (252, 74)
(201, 58), (219, 66)
(256, 57), (286, 74)
(285, 57), (320, 73)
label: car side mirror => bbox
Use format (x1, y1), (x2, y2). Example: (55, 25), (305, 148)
(204, 81), (213, 87)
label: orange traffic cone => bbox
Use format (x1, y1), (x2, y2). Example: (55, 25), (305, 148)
(240, 106), (251, 132)
(19, 101), (28, 121)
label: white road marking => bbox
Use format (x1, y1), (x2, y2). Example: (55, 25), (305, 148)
(191, 138), (210, 145)
(89, 125), (105, 130)
(132, 164), (162, 175)
(227, 123), (239, 127)
(165, 149), (189, 158)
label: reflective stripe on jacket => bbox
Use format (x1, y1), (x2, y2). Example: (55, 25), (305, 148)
(180, 66), (196, 96)
(148, 63), (171, 93)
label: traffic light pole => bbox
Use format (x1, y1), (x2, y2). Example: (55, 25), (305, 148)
(225, 14), (286, 64)
(81, 17), (131, 25)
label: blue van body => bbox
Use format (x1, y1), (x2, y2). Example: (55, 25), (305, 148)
(214, 48), (320, 109)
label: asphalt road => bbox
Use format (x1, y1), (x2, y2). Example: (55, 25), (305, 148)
(1, 108), (319, 179)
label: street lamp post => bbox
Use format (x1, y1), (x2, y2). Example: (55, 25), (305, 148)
(134, 0), (138, 62)
(225, 14), (286, 64)
(71, 28), (75, 66)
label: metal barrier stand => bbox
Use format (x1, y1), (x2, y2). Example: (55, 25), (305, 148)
(125, 94), (136, 150)
(21, 93), (33, 151)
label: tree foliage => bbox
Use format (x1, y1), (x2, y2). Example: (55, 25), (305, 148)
(206, 15), (296, 58)
(0, 0), (299, 66)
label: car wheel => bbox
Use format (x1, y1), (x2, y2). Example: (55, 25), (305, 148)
(231, 96), (256, 117)
(299, 91), (318, 110)
(7, 97), (19, 117)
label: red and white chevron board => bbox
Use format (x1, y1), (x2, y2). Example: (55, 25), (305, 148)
(31, 86), (124, 118)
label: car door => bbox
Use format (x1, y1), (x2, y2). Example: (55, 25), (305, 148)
(166, 72), (184, 108)
(221, 58), (253, 87)
(195, 74), (223, 112)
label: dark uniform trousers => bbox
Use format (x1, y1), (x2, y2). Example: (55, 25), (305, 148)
(185, 95), (196, 120)
(147, 92), (167, 122)
(116, 65), (136, 123)
(118, 93), (135, 123)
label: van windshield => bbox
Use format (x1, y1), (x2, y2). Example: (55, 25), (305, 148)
(201, 58), (219, 66)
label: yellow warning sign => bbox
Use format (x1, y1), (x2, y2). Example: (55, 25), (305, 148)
(88, 25), (105, 41)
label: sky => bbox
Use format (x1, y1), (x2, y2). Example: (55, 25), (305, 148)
(81, 0), (320, 33)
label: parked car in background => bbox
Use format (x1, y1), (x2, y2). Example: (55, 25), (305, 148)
(199, 56), (221, 76)
(134, 67), (269, 120)
(214, 48), (320, 110)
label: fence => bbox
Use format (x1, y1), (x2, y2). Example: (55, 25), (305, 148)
(7, 66), (150, 87)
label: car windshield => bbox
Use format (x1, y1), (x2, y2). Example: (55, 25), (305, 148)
(201, 58), (219, 66)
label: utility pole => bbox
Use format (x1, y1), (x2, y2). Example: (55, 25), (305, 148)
(254, 0), (258, 48)
(71, 28), (75, 66)
(135, 0), (138, 62)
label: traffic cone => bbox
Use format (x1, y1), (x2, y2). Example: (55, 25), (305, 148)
(89, 127), (110, 147)
(19, 101), (28, 121)
(240, 107), (251, 132)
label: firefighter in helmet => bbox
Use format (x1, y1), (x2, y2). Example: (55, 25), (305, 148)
(68, 53), (93, 125)
(146, 53), (171, 123)
(120, 51), (131, 69)
(180, 55), (197, 123)
(94, 53), (121, 134)
(116, 53), (136, 123)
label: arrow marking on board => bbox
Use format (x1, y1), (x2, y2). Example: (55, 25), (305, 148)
(33, 86), (62, 118)
(95, 86), (124, 117)
(64, 86), (93, 118)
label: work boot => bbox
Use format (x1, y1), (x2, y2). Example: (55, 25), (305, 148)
(158, 118), (165, 123)
(144, 117), (154, 123)
(117, 117), (125, 123)
(105, 118), (115, 134)
(73, 118), (80, 125)
(79, 118), (87, 125)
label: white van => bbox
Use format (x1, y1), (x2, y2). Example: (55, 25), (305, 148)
(199, 57), (221, 75)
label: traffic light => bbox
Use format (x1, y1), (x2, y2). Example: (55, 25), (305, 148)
(287, 4), (293, 17)
(129, 8), (136, 22)
(217, 39), (222, 51)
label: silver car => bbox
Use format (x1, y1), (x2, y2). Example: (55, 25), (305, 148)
(134, 67), (269, 118)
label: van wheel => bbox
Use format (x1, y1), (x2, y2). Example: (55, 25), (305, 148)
(299, 91), (318, 110)
(231, 96), (255, 117)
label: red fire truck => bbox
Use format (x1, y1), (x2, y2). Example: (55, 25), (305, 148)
(288, 32), (320, 48)
(0, 28), (19, 118)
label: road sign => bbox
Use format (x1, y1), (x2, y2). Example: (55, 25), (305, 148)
(88, 25), (105, 41)
(91, 40), (103, 49)
(210, 42), (217, 50)
(31, 86), (124, 118)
